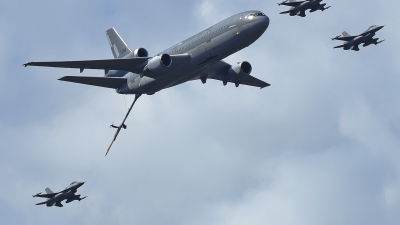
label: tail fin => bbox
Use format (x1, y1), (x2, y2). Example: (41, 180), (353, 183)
(45, 188), (53, 194)
(342, 31), (351, 37)
(106, 28), (132, 58)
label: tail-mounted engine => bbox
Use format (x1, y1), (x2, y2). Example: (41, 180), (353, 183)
(146, 54), (172, 73)
(133, 48), (149, 57)
(228, 61), (252, 81)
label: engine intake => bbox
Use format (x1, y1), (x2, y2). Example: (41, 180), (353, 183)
(133, 48), (149, 57)
(228, 61), (252, 81)
(147, 54), (172, 73)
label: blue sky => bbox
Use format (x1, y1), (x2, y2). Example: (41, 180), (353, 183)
(1, 0), (400, 224)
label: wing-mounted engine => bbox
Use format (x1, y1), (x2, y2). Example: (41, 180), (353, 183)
(146, 54), (172, 73)
(228, 61), (252, 81)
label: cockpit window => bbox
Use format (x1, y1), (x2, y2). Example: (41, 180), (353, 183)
(246, 12), (266, 20)
(70, 181), (77, 185)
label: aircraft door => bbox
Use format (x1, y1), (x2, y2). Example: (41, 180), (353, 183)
(237, 16), (243, 34)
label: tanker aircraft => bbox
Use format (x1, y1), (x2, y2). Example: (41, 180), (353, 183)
(278, 0), (331, 17)
(332, 25), (385, 51)
(33, 181), (87, 207)
(24, 10), (270, 155)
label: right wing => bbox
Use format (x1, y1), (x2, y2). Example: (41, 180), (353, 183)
(24, 57), (150, 74)
(58, 76), (127, 89)
(177, 60), (270, 89)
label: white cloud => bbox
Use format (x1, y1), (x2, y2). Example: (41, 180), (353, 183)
(1, 0), (400, 225)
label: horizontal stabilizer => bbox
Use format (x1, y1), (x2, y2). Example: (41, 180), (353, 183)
(334, 44), (345, 49)
(36, 201), (47, 205)
(59, 76), (127, 89)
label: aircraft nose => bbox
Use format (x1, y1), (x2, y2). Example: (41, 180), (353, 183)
(254, 14), (270, 34)
(260, 14), (270, 29)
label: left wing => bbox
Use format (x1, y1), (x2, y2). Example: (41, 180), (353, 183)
(23, 57), (150, 74)
(182, 60), (270, 88)
(33, 193), (57, 198)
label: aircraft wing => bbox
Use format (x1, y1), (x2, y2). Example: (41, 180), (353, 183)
(34, 193), (57, 198)
(172, 60), (269, 89)
(280, 1), (304, 7)
(59, 76), (127, 89)
(142, 54), (191, 79)
(24, 57), (150, 74)
(334, 36), (356, 41)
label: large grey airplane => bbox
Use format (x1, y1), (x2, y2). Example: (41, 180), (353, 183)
(332, 25), (385, 51)
(23, 10), (270, 155)
(278, 0), (331, 17)
(33, 181), (87, 207)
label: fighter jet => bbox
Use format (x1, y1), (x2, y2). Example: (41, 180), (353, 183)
(23, 11), (270, 155)
(278, 0), (331, 17)
(33, 181), (87, 207)
(332, 25), (385, 51)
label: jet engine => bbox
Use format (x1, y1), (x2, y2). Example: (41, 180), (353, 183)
(147, 54), (172, 73)
(133, 48), (149, 57)
(228, 61), (252, 81)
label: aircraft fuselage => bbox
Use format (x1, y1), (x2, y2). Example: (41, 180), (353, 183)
(288, 0), (322, 16)
(113, 11), (269, 95)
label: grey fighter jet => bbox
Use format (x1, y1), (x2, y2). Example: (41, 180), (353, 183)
(24, 11), (270, 155)
(33, 181), (87, 207)
(332, 25), (385, 51)
(278, 0), (331, 17)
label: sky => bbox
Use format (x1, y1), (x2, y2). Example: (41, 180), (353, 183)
(1, 0), (400, 224)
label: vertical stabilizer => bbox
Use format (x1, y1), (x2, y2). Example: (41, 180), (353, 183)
(45, 188), (53, 194)
(106, 28), (132, 58)
(342, 31), (351, 37)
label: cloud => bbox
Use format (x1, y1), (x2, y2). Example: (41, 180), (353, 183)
(1, 0), (400, 225)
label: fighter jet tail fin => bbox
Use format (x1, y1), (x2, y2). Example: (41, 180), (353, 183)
(45, 188), (54, 194)
(342, 31), (351, 37)
(106, 28), (132, 59)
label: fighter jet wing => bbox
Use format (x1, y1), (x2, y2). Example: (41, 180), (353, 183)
(23, 57), (150, 74)
(279, 1), (305, 7)
(333, 36), (356, 41)
(33, 193), (57, 198)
